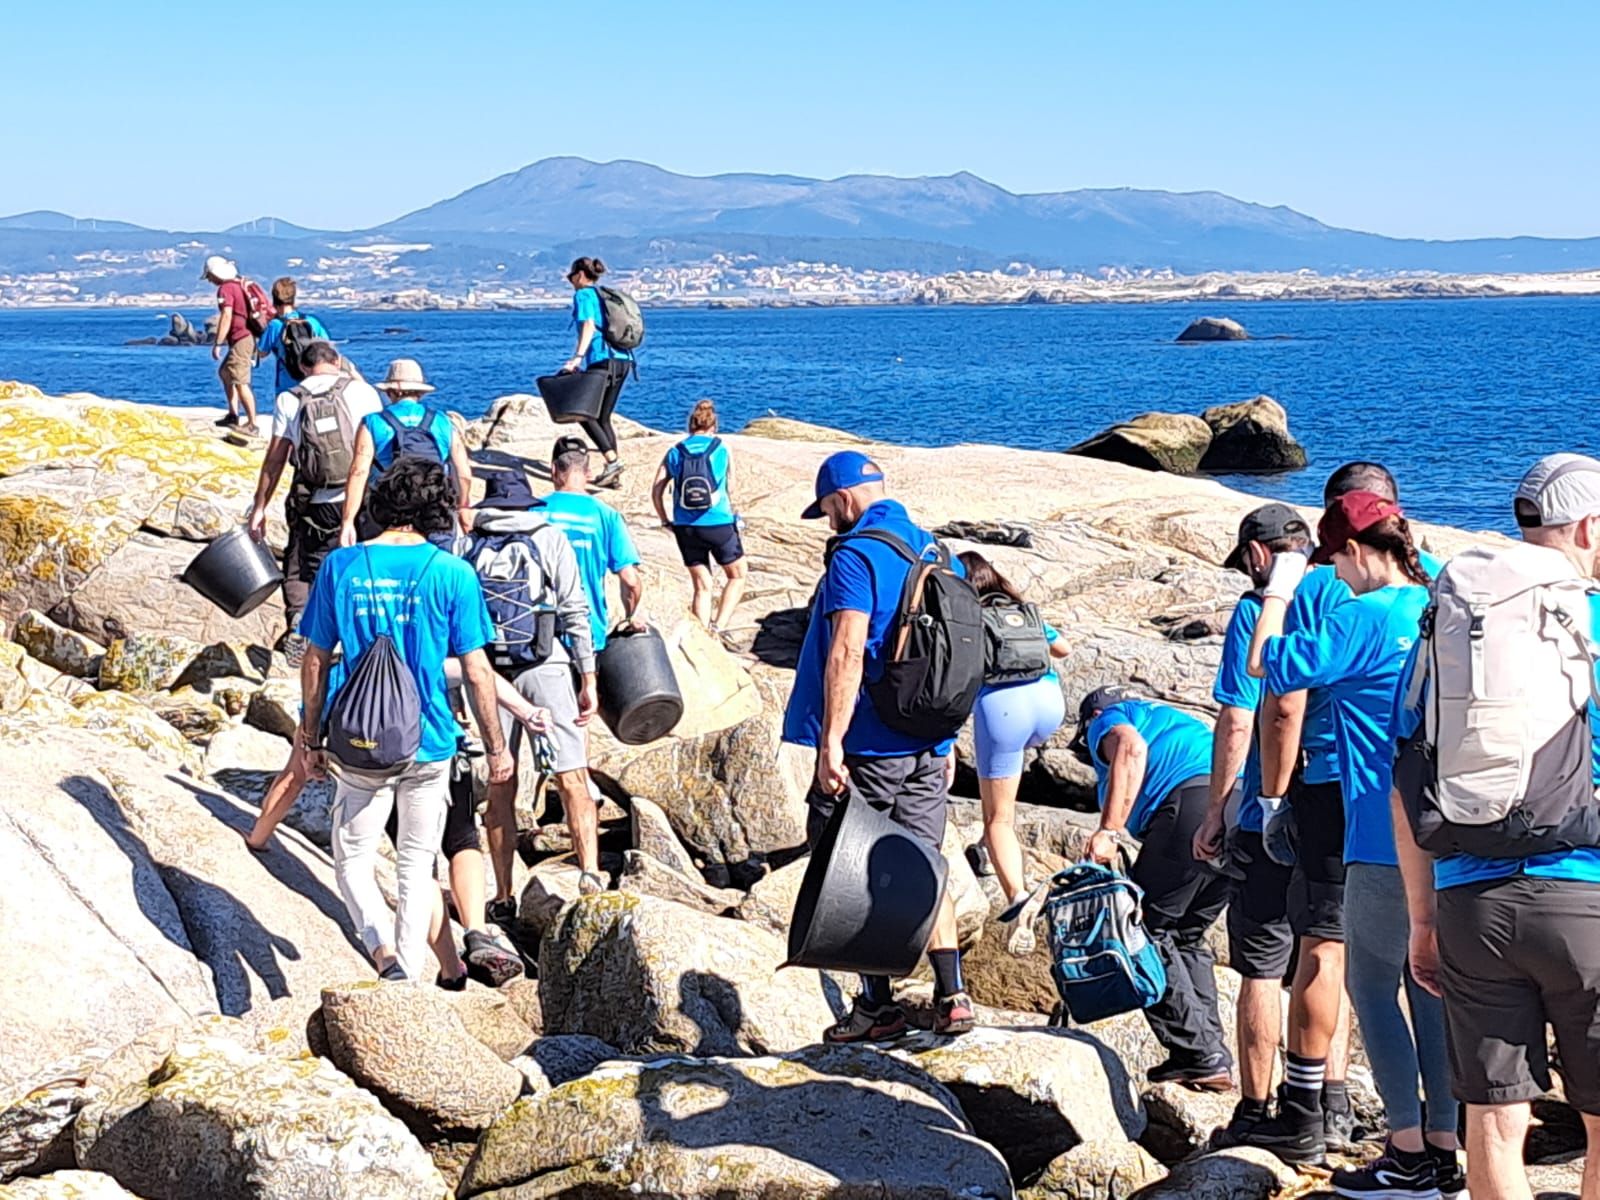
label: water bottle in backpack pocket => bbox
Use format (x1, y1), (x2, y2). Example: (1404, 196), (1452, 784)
(1040, 861), (1167, 1024)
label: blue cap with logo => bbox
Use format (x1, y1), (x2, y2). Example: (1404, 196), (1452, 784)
(802, 451), (885, 519)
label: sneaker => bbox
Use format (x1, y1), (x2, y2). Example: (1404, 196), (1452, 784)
(1147, 1055), (1235, 1093)
(933, 991), (976, 1036)
(1324, 1103), (1360, 1155)
(1237, 1095), (1327, 1167)
(824, 998), (909, 1044)
(238, 423), (262, 438)
(378, 961), (407, 982)
(594, 460), (624, 489)
(464, 928), (525, 987)
(1331, 1144), (1440, 1200)
(486, 897), (518, 930)
(283, 631), (307, 670)
(1426, 1145), (1465, 1200)
(435, 971), (468, 992)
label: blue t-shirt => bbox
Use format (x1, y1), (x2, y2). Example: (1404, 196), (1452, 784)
(573, 287), (633, 368)
(1395, 593), (1600, 890)
(1086, 699), (1213, 838)
(1263, 583), (1429, 867)
(542, 490), (641, 653)
(258, 310), (330, 398)
(364, 399), (453, 470)
(664, 435), (735, 526)
(782, 499), (965, 757)
(301, 541), (494, 764)
(1214, 592), (1266, 830)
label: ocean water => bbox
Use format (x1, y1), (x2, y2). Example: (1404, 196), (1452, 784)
(3, 297), (1598, 532)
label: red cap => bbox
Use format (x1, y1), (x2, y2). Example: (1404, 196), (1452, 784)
(1311, 491), (1402, 564)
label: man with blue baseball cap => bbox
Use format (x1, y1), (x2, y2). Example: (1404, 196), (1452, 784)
(783, 450), (974, 1041)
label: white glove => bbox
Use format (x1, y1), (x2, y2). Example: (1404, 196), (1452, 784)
(1263, 551), (1309, 602)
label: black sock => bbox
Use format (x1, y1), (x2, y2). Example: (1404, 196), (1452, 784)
(1322, 1080), (1350, 1114)
(929, 949), (964, 998)
(1391, 1143), (1429, 1167)
(1285, 1052), (1326, 1110)
(859, 973), (893, 1007)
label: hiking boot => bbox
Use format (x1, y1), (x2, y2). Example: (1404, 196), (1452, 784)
(1210, 1099), (1269, 1150)
(486, 897), (518, 931)
(824, 998), (909, 1044)
(378, 961), (408, 982)
(1324, 1103), (1360, 1154)
(464, 928), (525, 987)
(594, 460), (624, 489)
(1147, 1055), (1234, 1092)
(1236, 1094), (1327, 1166)
(1331, 1143), (1440, 1199)
(1426, 1144), (1465, 1200)
(933, 991), (976, 1036)
(283, 631), (307, 670)
(214, 412), (238, 427)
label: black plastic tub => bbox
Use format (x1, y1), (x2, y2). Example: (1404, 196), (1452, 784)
(596, 624), (684, 745)
(180, 527), (283, 618)
(536, 371), (607, 424)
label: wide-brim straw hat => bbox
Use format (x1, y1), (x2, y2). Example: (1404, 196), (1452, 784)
(201, 255), (238, 282)
(376, 358), (436, 395)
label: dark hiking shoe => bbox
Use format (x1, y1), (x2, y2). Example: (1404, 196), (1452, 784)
(1147, 1055), (1234, 1092)
(464, 928), (525, 987)
(1209, 1100), (1269, 1150)
(486, 897), (518, 931)
(1324, 1102), (1360, 1154)
(824, 999), (909, 1044)
(435, 971), (468, 992)
(214, 412), (238, 427)
(933, 992), (976, 1036)
(1426, 1145), (1465, 1200)
(1237, 1096), (1327, 1167)
(378, 962), (408, 982)
(1331, 1144), (1440, 1200)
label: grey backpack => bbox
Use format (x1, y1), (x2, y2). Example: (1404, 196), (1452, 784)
(596, 286), (645, 352)
(292, 377), (357, 494)
(979, 593), (1051, 685)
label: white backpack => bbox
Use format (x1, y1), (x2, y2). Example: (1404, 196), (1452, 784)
(1398, 541), (1600, 856)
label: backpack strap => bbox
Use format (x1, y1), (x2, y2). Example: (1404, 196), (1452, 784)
(378, 408), (407, 438)
(1550, 602), (1600, 710)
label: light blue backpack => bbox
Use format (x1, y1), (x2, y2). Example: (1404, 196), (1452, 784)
(1039, 861), (1167, 1024)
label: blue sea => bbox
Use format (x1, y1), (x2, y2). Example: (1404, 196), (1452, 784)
(3, 297), (1598, 532)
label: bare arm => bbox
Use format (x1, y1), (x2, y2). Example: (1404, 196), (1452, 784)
(1097, 724), (1148, 835)
(1258, 688), (1308, 796)
(213, 304), (232, 359)
(297, 642), (334, 770)
(442, 658), (548, 731)
(459, 647), (513, 783)
(617, 564), (644, 625)
(340, 425), (376, 541)
(1206, 705), (1253, 811)
(448, 433), (475, 532)
(815, 608), (869, 794)
(249, 437), (294, 538)
(1392, 784), (1442, 996)
(573, 320), (595, 361)
(651, 461), (672, 526)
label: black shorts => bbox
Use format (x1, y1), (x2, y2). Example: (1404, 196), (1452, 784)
(385, 758), (479, 859)
(1438, 874), (1600, 1113)
(1227, 830), (1295, 979)
(805, 748), (948, 853)
(673, 522), (744, 569)
(1287, 779), (1346, 941)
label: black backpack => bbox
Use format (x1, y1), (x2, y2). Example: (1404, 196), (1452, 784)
(825, 529), (985, 742)
(279, 315), (321, 382)
(673, 437), (722, 513)
(979, 592), (1052, 685)
(322, 548), (436, 781)
(465, 531), (557, 675)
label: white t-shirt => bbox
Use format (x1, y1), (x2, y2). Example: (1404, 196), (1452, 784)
(272, 373), (383, 505)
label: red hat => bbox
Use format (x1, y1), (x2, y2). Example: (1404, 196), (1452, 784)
(1311, 491), (1402, 564)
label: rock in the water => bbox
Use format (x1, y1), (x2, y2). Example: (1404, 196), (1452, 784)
(1176, 317), (1250, 342)
(1130, 1146), (1297, 1200)
(320, 981), (524, 1139)
(1, 1172), (146, 1198)
(539, 892), (835, 1056)
(0, 1050), (109, 1182)
(1140, 1081), (1238, 1163)
(1066, 413), (1214, 476)
(1021, 1138), (1166, 1200)
(891, 1026), (1145, 1180)
(9, 610), (103, 678)
(618, 849), (745, 915)
(509, 1035), (621, 1096)
(1198, 395), (1307, 473)
(629, 792), (700, 875)
(75, 1036), (446, 1199)
(458, 1046), (1013, 1199)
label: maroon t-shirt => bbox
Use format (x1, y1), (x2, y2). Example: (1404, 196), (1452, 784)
(216, 280), (250, 343)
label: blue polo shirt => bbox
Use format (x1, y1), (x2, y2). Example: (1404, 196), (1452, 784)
(1394, 593), (1600, 889)
(1263, 583), (1429, 867)
(258, 309), (330, 397)
(542, 490), (640, 653)
(782, 499), (964, 757)
(365, 399), (453, 469)
(1214, 592), (1266, 830)
(301, 541), (494, 764)
(664, 436), (736, 527)
(573, 287), (633, 368)
(1086, 699), (1213, 837)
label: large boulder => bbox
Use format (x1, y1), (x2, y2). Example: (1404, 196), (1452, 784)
(1129, 1146), (1297, 1200)
(538, 893), (836, 1056)
(8, 610), (103, 678)
(1176, 317), (1250, 342)
(617, 849), (745, 916)
(0, 1173), (146, 1199)
(1140, 1081), (1239, 1163)
(1198, 395), (1308, 473)
(0, 1050), (108, 1182)
(628, 793), (700, 875)
(458, 1046), (1013, 1199)
(1066, 414), (1214, 476)
(74, 1037), (447, 1199)
(1021, 1138), (1166, 1200)
(509, 1035), (621, 1097)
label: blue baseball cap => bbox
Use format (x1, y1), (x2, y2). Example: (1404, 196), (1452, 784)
(802, 451), (885, 519)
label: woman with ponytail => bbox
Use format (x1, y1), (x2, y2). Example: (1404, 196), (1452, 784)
(1245, 492), (1460, 1200)
(652, 399), (747, 634)
(561, 256), (632, 488)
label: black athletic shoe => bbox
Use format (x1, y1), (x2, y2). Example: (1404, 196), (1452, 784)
(486, 897), (518, 930)
(1147, 1055), (1234, 1092)
(1237, 1096), (1327, 1167)
(214, 412), (239, 427)
(1426, 1144), (1465, 1200)
(1210, 1100), (1269, 1150)
(1331, 1144), (1440, 1200)
(1324, 1103), (1360, 1154)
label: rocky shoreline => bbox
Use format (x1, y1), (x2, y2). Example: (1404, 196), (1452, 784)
(0, 380), (1579, 1199)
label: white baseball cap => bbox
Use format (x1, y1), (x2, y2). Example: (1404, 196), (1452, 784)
(201, 255), (238, 282)
(1514, 453), (1600, 527)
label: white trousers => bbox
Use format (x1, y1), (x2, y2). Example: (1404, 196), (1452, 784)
(331, 758), (450, 981)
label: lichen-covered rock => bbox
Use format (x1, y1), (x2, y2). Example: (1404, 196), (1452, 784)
(458, 1046), (1012, 1199)
(1199, 394), (1308, 473)
(617, 849), (744, 916)
(0, 644), (29, 714)
(509, 1035), (621, 1096)
(9, 610), (103, 679)
(891, 1027), (1145, 1180)
(517, 857), (588, 939)
(1140, 1081), (1238, 1163)
(74, 1037), (447, 1199)
(1129, 1146), (1297, 1200)
(1066, 413), (1214, 475)
(68, 691), (199, 768)
(629, 793), (700, 875)
(1176, 316), (1250, 342)
(539, 892), (835, 1056)
(443, 983), (538, 1062)
(97, 632), (205, 692)
(175, 640), (269, 689)
(320, 981), (524, 1138)
(149, 694), (229, 741)
(1021, 1138), (1166, 1200)
(0, 1050), (109, 1182)
(0, 1171), (146, 1199)
(735, 854), (806, 934)
(500, 978), (544, 1034)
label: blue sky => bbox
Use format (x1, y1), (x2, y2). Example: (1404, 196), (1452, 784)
(3, 0), (1592, 239)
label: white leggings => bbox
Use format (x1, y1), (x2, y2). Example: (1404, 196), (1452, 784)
(331, 759), (450, 981)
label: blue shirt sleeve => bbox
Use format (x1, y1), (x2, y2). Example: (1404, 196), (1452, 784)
(308, 313), (329, 339)
(821, 544), (875, 617)
(444, 563), (494, 657)
(1213, 597), (1264, 710)
(1044, 622), (1060, 645)
(605, 506), (641, 572)
(302, 553), (340, 652)
(1390, 641), (1424, 742)
(1087, 706), (1136, 772)
(258, 319), (283, 358)
(574, 288), (602, 327)
(1262, 600), (1376, 695)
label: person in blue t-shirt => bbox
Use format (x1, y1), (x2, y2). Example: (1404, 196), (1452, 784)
(339, 359), (475, 551)
(651, 399), (747, 635)
(1393, 454), (1600, 1200)
(543, 436), (644, 655)
(557, 256), (633, 489)
(1071, 687), (1228, 1087)
(1248, 490), (1459, 1200)
(298, 457), (512, 984)
(255, 276), (331, 397)
(781, 451), (974, 1042)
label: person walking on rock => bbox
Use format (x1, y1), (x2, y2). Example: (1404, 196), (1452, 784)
(255, 276), (330, 399)
(1073, 687), (1231, 1090)
(782, 450), (975, 1040)
(558, 256), (632, 489)
(1395, 454), (1600, 1200)
(542, 436), (645, 654)
(299, 457), (512, 982)
(651, 400), (747, 636)
(202, 255), (260, 435)
(1247, 491), (1459, 1198)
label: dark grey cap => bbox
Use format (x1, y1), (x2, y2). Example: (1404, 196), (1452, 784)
(1223, 502), (1311, 571)
(1067, 684), (1138, 754)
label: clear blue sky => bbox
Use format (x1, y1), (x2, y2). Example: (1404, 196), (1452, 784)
(4, 0), (1593, 239)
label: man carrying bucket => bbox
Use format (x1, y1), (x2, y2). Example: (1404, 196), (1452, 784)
(782, 450), (975, 1041)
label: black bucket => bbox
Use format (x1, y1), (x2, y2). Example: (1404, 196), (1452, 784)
(596, 624), (684, 745)
(536, 371), (607, 424)
(180, 527), (283, 618)
(785, 795), (949, 976)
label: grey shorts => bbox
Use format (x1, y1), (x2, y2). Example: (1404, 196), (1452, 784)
(499, 663), (587, 775)
(1438, 874), (1600, 1113)
(805, 748), (949, 852)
